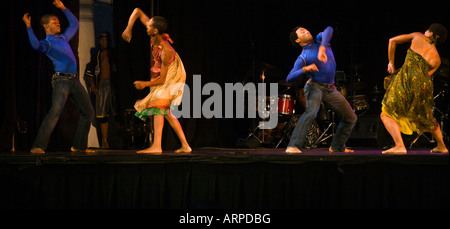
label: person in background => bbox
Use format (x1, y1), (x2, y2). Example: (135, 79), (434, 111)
(85, 31), (118, 149)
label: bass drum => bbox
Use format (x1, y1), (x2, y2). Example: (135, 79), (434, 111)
(281, 114), (321, 149)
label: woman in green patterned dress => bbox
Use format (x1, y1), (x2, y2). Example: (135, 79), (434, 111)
(381, 23), (448, 154)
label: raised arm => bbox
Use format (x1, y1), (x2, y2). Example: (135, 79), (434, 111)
(52, 0), (79, 40)
(23, 13), (50, 53)
(122, 8), (151, 43)
(319, 26), (334, 47)
(387, 33), (416, 74)
(60, 9), (79, 40)
(317, 26), (333, 63)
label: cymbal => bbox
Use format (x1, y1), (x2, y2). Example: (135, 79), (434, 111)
(254, 62), (283, 82)
(278, 80), (291, 87)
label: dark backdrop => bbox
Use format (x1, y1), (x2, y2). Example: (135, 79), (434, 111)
(1, 0), (448, 151)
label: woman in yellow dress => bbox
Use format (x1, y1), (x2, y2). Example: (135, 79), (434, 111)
(381, 23), (448, 154)
(122, 8), (191, 154)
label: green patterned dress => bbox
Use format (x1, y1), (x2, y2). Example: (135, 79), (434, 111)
(382, 48), (437, 135)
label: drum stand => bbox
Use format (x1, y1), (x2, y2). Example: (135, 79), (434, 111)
(275, 134), (284, 148)
(309, 110), (336, 149)
(246, 123), (265, 145)
(275, 115), (295, 148)
(275, 110), (337, 149)
(245, 118), (270, 144)
(245, 72), (270, 146)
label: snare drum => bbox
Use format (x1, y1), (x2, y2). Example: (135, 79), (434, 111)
(278, 94), (294, 115)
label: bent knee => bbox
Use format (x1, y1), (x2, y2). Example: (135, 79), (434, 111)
(83, 106), (95, 121)
(348, 113), (357, 124)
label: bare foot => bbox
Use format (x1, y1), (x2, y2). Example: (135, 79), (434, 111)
(431, 147), (449, 153)
(382, 146), (407, 154)
(175, 146), (192, 154)
(137, 147), (162, 154)
(31, 148), (45, 154)
(101, 141), (109, 149)
(285, 147), (302, 154)
(71, 147), (96, 154)
(84, 148), (96, 153)
(329, 147), (354, 153)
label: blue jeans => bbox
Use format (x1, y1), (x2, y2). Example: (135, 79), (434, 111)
(32, 76), (94, 150)
(288, 80), (357, 151)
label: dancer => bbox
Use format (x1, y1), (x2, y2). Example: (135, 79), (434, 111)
(23, 0), (94, 154)
(381, 23), (448, 154)
(285, 26), (357, 153)
(85, 31), (118, 149)
(122, 8), (191, 154)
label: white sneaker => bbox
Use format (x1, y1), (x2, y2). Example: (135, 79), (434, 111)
(285, 147), (302, 154)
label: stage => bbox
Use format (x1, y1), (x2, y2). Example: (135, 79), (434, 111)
(0, 147), (448, 209)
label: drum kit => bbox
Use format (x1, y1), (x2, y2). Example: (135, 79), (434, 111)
(246, 80), (337, 148)
(245, 65), (378, 149)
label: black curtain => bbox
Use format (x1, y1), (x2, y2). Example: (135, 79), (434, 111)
(1, 155), (448, 209)
(2, 0), (449, 152)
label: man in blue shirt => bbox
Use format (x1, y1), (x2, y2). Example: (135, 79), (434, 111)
(23, 0), (94, 154)
(285, 26), (357, 153)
